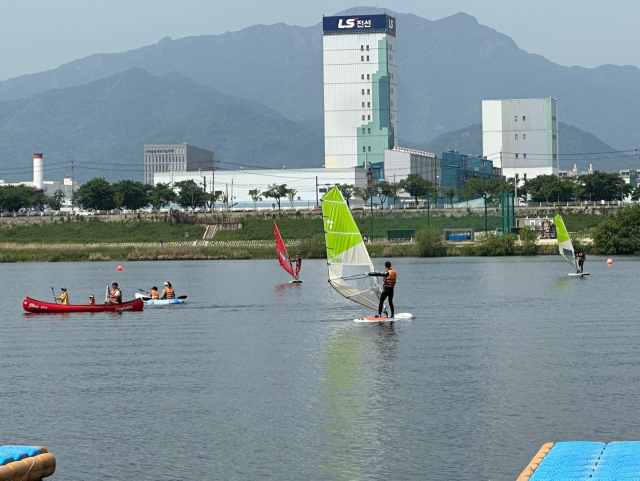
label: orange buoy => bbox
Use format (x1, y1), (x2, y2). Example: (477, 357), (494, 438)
(117, 265), (123, 271)
(607, 259), (613, 265)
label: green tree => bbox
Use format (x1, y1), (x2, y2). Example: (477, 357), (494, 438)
(248, 189), (261, 209)
(72, 178), (115, 210)
(579, 171), (632, 201)
(263, 183), (288, 210)
(175, 179), (207, 210)
(414, 226), (445, 257)
(458, 183), (474, 207)
(47, 189), (65, 211)
(112, 180), (151, 210)
(466, 177), (494, 233)
(592, 205), (640, 254)
(148, 182), (178, 211)
(353, 186), (371, 204)
(519, 225), (538, 255)
(286, 188), (297, 207)
(0, 185), (44, 212)
(398, 174), (433, 206)
(376, 180), (394, 208)
(208, 191), (222, 210)
(443, 186), (456, 207)
(337, 184), (355, 208)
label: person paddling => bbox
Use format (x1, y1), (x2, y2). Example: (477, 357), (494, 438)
(106, 282), (122, 305)
(160, 281), (175, 299)
(294, 253), (302, 280)
(55, 287), (70, 305)
(576, 249), (586, 273)
(368, 261), (397, 318)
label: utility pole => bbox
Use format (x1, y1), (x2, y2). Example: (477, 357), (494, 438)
(71, 158), (75, 214)
(315, 176), (318, 206)
(515, 173), (519, 205)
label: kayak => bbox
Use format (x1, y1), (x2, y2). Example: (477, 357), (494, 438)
(135, 293), (186, 305)
(22, 297), (144, 313)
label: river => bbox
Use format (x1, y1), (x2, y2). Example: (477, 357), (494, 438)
(2, 256), (640, 480)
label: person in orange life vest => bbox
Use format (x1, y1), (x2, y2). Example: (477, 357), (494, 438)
(150, 286), (159, 299)
(367, 261), (397, 318)
(55, 287), (70, 305)
(88, 294), (95, 306)
(106, 282), (122, 305)
(294, 253), (302, 280)
(160, 281), (175, 299)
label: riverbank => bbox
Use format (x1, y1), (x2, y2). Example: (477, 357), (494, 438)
(0, 241), (565, 263)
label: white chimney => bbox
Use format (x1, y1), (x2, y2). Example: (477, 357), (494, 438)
(33, 153), (44, 190)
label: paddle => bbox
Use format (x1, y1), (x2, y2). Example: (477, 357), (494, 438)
(137, 288), (150, 295)
(51, 287), (58, 304)
(140, 295), (187, 301)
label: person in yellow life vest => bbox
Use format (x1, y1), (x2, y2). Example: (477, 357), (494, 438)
(106, 282), (122, 305)
(88, 294), (96, 306)
(160, 281), (175, 299)
(150, 286), (159, 300)
(55, 287), (70, 305)
(367, 261), (396, 318)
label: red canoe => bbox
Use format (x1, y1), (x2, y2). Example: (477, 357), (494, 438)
(23, 297), (144, 313)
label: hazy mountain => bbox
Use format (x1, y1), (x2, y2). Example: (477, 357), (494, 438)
(0, 69), (322, 183)
(1, 7), (639, 151)
(420, 122), (637, 173)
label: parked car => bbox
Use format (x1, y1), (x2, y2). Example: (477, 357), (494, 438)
(77, 209), (95, 216)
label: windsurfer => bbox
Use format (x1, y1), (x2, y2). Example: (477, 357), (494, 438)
(576, 250), (586, 273)
(106, 282), (123, 305)
(295, 254), (302, 280)
(368, 261), (397, 318)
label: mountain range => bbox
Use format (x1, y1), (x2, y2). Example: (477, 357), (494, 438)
(0, 6), (638, 182)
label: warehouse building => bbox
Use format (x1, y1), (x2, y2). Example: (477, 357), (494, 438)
(143, 144), (214, 185)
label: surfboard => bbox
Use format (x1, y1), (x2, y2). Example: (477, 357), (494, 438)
(354, 313), (413, 323)
(568, 272), (590, 277)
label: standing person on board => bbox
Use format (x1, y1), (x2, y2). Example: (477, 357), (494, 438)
(160, 281), (175, 299)
(55, 287), (70, 305)
(294, 253), (302, 280)
(368, 261), (397, 318)
(576, 249), (586, 273)
(106, 282), (122, 305)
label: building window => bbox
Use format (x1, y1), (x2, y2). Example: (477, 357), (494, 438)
(368, 146), (371, 152)
(361, 56), (364, 61)
(553, 154), (557, 160)
(391, 87), (393, 93)
(362, 115), (365, 120)
(367, 102), (370, 107)
(362, 128), (365, 134)
(515, 154), (519, 159)
(553, 134), (557, 140)
(366, 56), (369, 61)
(361, 45), (364, 51)
(367, 89), (370, 94)
(515, 134), (518, 140)
(367, 74), (370, 80)
(368, 128), (371, 134)
(362, 102), (365, 107)
(390, 101), (394, 106)
(523, 134), (526, 140)
(361, 74), (364, 80)
(363, 147), (366, 152)
(523, 154), (527, 159)
(514, 116), (518, 121)
(366, 45), (369, 51)
(552, 116), (556, 121)
(523, 115), (526, 121)
(362, 89), (365, 95)
(368, 115), (371, 120)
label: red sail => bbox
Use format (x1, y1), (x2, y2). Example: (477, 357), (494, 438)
(273, 220), (295, 278)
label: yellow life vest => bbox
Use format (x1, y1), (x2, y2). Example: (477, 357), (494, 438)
(60, 292), (69, 305)
(150, 289), (159, 299)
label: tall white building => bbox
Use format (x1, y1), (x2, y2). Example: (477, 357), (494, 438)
(482, 98), (559, 180)
(323, 14), (397, 169)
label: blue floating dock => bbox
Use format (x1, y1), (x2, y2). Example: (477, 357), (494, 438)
(519, 442), (640, 480)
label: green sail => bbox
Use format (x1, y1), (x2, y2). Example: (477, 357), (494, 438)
(554, 214), (577, 270)
(322, 187), (380, 310)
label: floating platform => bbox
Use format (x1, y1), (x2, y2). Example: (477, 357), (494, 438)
(0, 445), (55, 480)
(518, 441), (640, 480)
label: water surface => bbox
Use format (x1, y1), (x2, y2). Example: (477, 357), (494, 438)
(2, 256), (640, 480)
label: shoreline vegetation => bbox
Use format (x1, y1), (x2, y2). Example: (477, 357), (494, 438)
(0, 205), (635, 262)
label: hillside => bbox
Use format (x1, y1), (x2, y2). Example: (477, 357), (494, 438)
(0, 7), (639, 150)
(0, 69), (323, 183)
(420, 122), (637, 173)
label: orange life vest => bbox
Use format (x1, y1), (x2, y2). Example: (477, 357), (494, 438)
(165, 287), (175, 299)
(383, 269), (397, 288)
(150, 289), (159, 299)
(111, 289), (122, 304)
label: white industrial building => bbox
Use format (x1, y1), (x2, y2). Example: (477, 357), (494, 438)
(144, 144), (214, 185)
(153, 167), (367, 208)
(323, 13), (397, 169)
(482, 98), (559, 181)
(0, 153), (77, 198)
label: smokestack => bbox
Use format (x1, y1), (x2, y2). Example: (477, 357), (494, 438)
(33, 153), (44, 190)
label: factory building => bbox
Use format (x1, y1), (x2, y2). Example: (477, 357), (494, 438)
(482, 98), (559, 181)
(323, 13), (397, 169)
(143, 144), (214, 185)
(0, 153), (77, 198)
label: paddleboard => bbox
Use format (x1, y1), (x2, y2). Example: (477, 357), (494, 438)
(568, 272), (590, 277)
(354, 312), (413, 323)
(289, 280), (304, 284)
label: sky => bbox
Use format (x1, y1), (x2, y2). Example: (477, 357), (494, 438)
(1, 0), (639, 80)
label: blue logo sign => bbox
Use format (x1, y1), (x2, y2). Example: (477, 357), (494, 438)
(323, 14), (396, 35)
